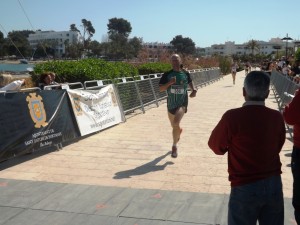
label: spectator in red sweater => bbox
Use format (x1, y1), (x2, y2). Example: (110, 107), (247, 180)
(283, 89), (300, 225)
(208, 71), (285, 225)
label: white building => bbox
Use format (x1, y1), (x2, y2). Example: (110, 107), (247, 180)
(142, 42), (173, 61)
(204, 39), (294, 58)
(28, 30), (82, 57)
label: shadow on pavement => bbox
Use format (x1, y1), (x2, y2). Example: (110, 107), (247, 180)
(113, 152), (174, 179)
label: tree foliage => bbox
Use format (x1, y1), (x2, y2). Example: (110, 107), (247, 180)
(246, 39), (260, 55)
(137, 62), (171, 75)
(128, 37), (142, 58)
(106, 17), (138, 59)
(107, 17), (132, 40)
(32, 59), (138, 83)
(0, 31), (4, 56)
(170, 35), (196, 55)
(81, 19), (95, 44)
(2, 30), (34, 57)
(295, 48), (300, 61)
(0, 31), (4, 41)
(70, 24), (80, 33)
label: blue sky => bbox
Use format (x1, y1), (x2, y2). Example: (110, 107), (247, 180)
(1, 0), (299, 47)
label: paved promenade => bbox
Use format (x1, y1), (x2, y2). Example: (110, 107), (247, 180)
(0, 70), (297, 224)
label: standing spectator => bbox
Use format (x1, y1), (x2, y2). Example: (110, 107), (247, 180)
(260, 60), (268, 71)
(244, 63), (249, 75)
(248, 61), (252, 72)
(208, 71), (285, 225)
(290, 60), (300, 77)
(283, 89), (300, 224)
(265, 61), (275, 75)
(277, 56), (286, 71)
(294, 75), (300, 84)
(159, 54), (197, 158)
(281, 62), (291, 77)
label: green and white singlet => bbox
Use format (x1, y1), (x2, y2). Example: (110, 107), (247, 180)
(162, 70), (190, 111)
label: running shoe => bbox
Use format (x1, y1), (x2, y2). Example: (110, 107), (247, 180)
(171, 146), (178, 158)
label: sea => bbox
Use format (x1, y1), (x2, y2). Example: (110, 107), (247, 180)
(0, 63), (35, 73)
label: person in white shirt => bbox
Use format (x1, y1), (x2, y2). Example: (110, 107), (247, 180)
(282, 62), (291, 77)
(277, 56), (286, 71)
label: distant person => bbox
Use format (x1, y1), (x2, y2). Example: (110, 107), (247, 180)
(265, 61), (275, 75)
(290, 60), (300, 77)
(38, 72), (61, 90)
(248, 62), (252, 72)
(277, 56), (286, 71)
(48, 72), (59, 85)
(159, 54), (197, 158)
(281, 61), (291, 77)
(245, 62), (251, 75)
(260, 60), (268, 71)
(231, 61), (238, 84)
(208, 71), (285, 225)
(294, 75), (300, 84)
(283, 89), (300, 224)
(0, 74), (25, 91)
(38, 72), (52, 90)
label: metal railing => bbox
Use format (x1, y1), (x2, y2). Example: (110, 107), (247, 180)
(271, 70), (299, 111)
(271, 70), (299, 139)
(83, 68), (221, 115)
(1, 68), (221, 115)
(0, 87), (41, 94)
(44, 82), (84, 90)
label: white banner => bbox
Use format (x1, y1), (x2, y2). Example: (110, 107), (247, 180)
(67, 84), (125, 136)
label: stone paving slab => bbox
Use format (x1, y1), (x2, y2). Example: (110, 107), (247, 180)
(0, 178), (296, 225)
(0, 178), (65, 208)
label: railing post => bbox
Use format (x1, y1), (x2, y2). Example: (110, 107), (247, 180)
(133, 80), (145, 113)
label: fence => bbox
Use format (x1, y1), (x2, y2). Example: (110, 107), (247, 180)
(1, 68), (221, 117)
(44, 82), (84, 90)
(271, 70), (299, 111)
(271, 70), (299, 139)
(83, 68), (221, 114)
(47, 68), (221, 115)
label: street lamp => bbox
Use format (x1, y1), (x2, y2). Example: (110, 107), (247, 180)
(281, 33), (293, 59)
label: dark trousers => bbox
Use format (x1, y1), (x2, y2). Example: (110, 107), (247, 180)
(292, 146), (300, 224)
(228, 176), (284, 225)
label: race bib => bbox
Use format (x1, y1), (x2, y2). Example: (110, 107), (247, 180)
(170, 85), (184, 94)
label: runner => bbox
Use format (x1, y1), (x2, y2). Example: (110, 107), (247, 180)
(231, 60), (239, 84)
(159, 54), (197, 158)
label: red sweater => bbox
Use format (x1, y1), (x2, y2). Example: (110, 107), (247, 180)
(283, 89), (300, 147)
(208, 102), (285, 187)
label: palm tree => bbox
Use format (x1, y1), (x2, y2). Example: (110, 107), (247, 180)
(246, 39), (260, 55)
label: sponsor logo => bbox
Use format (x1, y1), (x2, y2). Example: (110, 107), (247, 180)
(26, 93), (48, 128)
(72, 94), (83, 116)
